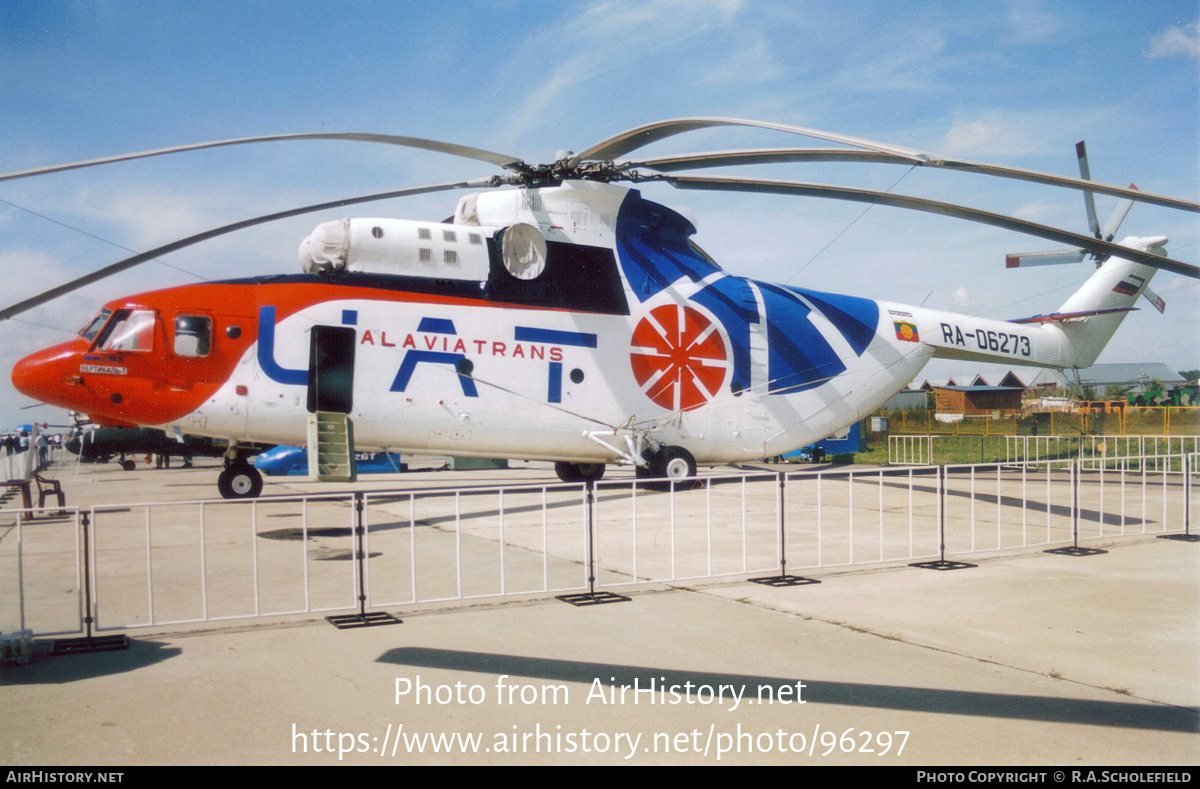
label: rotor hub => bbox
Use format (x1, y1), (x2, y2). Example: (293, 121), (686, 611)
(505, 160), (643, 187)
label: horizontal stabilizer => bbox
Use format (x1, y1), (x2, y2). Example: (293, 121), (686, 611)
(1009, 306), (1137, 324)
(1142, 286), (1166, 313)
(1005, 249), (1086, 268)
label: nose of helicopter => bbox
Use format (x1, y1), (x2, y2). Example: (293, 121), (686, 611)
(11, 343), (80, 407)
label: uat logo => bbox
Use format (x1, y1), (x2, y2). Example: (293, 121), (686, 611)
(630, 303), (730, 411)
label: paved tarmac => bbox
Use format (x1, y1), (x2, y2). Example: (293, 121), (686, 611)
(1, 456), (1197, 765)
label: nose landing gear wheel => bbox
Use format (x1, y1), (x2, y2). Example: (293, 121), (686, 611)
(218, 463), (263, 499)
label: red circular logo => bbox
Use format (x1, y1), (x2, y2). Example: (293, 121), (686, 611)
(630, 304), (730, 411)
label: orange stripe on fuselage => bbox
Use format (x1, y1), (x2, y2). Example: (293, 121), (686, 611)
(47, 279), (599, 427)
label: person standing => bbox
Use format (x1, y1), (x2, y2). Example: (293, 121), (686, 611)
(35, 432), (49, 470)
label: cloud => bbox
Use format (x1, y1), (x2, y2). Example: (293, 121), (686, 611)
(498, 54), (606, 147)
(941, 116), (1014, 157)
(564, 0), (740, 38)
(41, 179), (378, 287)
(1154, 277), (1200, 299)
(66, 185), (241, 250)
(700, 36), (785, 85)
(952, 286), (975, 310)
(936, 108), (1107, 158)
(1144, 21), (1200, 60)
(830, 30), (950, 94)
(495, 0), (744, 145)
(1004, 0), (1065, 45)
(1, 247), (94, 305)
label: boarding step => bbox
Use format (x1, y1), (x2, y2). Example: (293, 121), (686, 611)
(307, 411), (357, 483)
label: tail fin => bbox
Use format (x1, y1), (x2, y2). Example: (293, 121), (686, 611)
(1051, 236), (1165, 368)
(917, 236), (1166, 370)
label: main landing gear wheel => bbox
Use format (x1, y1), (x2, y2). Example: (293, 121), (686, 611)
(218, 463), (263, 499)
(554, 461), (606, 484)
(637, 446), (697, 491)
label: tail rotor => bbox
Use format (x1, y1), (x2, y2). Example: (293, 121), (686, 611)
(1005, 141), (1168, 314)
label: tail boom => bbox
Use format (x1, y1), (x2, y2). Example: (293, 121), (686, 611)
(900, 245), (1160, 371)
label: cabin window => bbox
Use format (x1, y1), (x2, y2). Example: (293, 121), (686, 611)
(96, 309), (156, 352)
(174, 315), (212, 357)
(79, 309), (112, 342)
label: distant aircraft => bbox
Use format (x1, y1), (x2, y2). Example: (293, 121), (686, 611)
(65, 426), (265, 470)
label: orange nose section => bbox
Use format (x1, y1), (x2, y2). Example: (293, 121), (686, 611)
(11, 343), (79, 407)
(12, 342), (139, 426)
(14, 337), (231, 427)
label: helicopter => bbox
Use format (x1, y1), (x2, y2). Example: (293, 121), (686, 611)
(4, 118), (1198, 498)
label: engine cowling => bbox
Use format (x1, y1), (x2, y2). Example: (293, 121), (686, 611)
(298, 217), (497, 280)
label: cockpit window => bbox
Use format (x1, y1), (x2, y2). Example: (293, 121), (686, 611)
(79, 309), (112, 342)
(174, 315), (212, 357)
(96, 309), (156, 352)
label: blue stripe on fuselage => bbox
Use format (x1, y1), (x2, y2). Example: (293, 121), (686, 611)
(614, 191), (721, 302)
(786, 287), (879, 357)
(757, 283), (847, 394)
(691, 277), (758, 394)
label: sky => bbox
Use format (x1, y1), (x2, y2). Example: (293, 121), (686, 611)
(0, 0), (1197, 430)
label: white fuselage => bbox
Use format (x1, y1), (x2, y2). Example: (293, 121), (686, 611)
(154, 180), (1149, 465)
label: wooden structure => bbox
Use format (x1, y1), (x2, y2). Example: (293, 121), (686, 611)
(931, 385), (1023, 416)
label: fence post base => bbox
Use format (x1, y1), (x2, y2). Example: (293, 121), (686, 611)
(748, 574), (820, 587)
(556, 591), (631, 607)
(909, 560), (976, 571)
(1043, 546), (1108, 556)
(50, 634), (129, 655)
(326, 612), (403, 630)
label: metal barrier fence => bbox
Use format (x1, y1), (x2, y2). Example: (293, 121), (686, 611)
(1080, 436), (1200, 467)
(360, 484), (593, 609)
(889, 434), (1078, 465)
(2, 455), (1194, 638)
(888, 434), (1200, 467)
(1003, 435), (1074, 464)
(0, 509), (84, 637)
(886, 406), (1200, 437)
(1, 449), (35, 483)
(888, 435), (939, 465)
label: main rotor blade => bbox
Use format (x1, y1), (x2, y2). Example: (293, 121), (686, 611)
(658, 174), (1200, 279)
(1076, 141), (1102, 237)
(576, 117), (932, 163)
(0, 133), (527, 183)
(0, 177), (500, 321)
(627, 148), (1199, 213)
